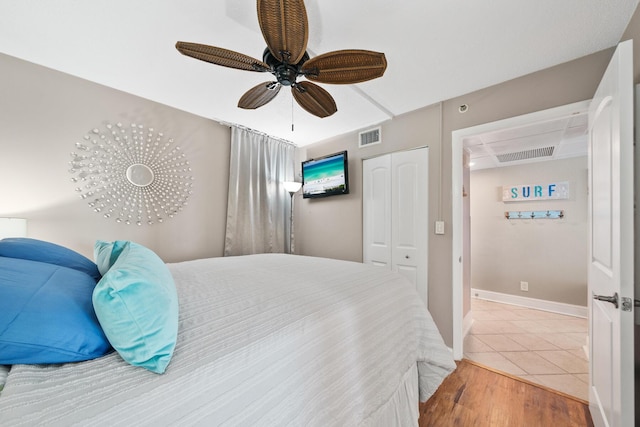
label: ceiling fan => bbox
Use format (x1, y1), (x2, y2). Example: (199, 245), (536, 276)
(175, 0), (387, 118)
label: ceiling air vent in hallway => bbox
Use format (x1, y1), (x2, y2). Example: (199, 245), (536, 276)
(496, 146), (555, 163)
(359, 127), (381, 148)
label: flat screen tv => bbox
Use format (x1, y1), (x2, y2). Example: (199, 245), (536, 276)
(302, 150), (349, 199)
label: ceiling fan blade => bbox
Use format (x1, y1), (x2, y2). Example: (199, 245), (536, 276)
(302, 50), (387, 84)
(257, 0), (309, 64)
(238, 81), (281, 109)
(176, 41), (270, 72)
(292, 81), (337, 118)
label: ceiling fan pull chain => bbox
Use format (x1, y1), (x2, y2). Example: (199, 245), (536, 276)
(291, 94), (295, 132)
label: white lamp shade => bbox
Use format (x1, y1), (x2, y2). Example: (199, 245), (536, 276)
(283, 181), (302, 193)
(0, 218), (27, 239)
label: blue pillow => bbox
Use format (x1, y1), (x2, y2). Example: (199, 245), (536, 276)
(92, 241), (179, 374)
(0, 256), (111, 364)
(0, 238), (101, 281)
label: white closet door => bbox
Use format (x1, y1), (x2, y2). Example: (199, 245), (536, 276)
(391, 148), (429, 304)
(363, 154), (392, 268)
(363, 148), (429, 305)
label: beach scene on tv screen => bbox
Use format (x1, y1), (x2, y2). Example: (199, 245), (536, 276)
(303, 155), (346, 195)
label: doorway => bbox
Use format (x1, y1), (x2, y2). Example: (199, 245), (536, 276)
(451, 100), (591, 397)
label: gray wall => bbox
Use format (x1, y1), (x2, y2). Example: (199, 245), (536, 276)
(297, 47), (616, 346)
(0, 54), (231, 262)
(470, 157), (588, 306)
(296, 106), (442, 262)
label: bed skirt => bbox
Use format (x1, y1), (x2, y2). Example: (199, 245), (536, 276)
(364, 363), (420, 427)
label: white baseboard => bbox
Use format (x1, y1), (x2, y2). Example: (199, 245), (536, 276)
(471, 288), (588, 318)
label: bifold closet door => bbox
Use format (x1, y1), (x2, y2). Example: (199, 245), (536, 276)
(363, 147), (429, 304)
(363, 154), (392, 268)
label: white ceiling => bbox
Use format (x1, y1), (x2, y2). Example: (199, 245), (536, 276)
(0, 0), (637, 147)
(465, 111), (589, 171)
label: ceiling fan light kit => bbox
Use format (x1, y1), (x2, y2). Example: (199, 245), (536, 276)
(175, 0), (387, 118)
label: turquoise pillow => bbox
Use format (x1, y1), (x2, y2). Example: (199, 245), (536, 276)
(94, 240), (128, 276)
(92, 241), (179, 374)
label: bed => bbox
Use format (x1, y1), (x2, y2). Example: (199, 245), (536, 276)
(0, 239), (455, 426)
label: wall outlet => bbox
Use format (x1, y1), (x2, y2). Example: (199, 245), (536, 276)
(520, 281), (529, 291)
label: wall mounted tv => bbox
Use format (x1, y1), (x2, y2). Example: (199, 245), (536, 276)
(302, 150), (349, 199)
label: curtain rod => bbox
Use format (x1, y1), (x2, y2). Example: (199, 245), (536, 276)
(218, 121), (298, 147)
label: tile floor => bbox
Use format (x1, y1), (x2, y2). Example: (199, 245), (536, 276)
(464, 297), (589, 401)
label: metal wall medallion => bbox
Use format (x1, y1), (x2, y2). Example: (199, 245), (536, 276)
(69, 122), (194, 225)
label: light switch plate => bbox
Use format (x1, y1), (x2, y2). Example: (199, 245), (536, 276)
(435, 221), (445, 235)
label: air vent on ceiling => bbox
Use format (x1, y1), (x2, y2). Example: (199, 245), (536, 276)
(496, 146), (555, 163)
(359, 127), (381, 148)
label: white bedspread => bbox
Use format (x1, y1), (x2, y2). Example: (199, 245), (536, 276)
(0, 254), (455, 426)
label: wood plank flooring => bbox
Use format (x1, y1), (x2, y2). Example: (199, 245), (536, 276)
(419, 359), (593, 427)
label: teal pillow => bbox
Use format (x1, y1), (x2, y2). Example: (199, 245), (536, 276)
(94, 240), (128, 276)
(92, 241), (179, 374)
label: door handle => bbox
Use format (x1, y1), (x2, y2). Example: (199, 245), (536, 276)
(593, 292), (618, 308)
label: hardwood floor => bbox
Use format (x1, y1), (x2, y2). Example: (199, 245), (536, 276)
(419, 359), (593, 427)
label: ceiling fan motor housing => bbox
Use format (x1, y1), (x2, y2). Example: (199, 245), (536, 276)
(263, 48), (310, 86)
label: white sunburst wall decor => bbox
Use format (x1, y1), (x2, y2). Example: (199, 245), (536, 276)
(69, 122), (194, 225)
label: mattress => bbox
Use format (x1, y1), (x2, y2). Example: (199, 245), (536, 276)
(0, 254), (455, 426)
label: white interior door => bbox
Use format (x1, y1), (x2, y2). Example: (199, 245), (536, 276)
(588, 39), (634, 427)
(391, 148), (429, 304)
(363, 155), (392, 268)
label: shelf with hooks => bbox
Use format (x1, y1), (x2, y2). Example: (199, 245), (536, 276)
(504, 210), (564, 220)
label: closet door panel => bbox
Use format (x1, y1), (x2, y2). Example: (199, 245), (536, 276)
(363, 155), (392, 268)
(392, 149), (429, 304)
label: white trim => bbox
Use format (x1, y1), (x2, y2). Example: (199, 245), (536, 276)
(471, 288), (587, 318)
(462, 311), (474, 338)
(583, 336), (589, 359)
(451, 133), (463, 359)
(451, 100), (591, 360)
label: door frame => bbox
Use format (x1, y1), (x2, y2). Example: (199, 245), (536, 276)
(450, 100), (591, 360)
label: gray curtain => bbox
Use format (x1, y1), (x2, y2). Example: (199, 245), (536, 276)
(224, 126), (296, 256)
